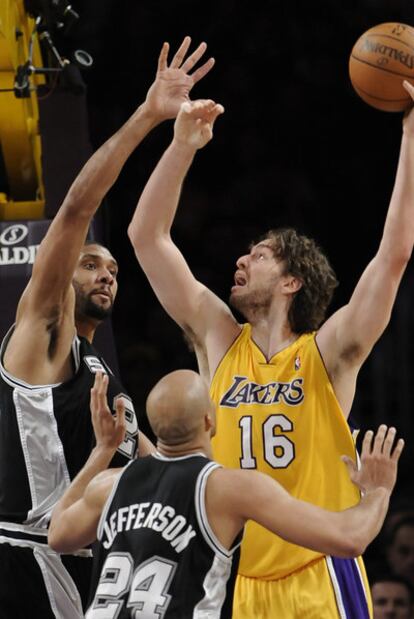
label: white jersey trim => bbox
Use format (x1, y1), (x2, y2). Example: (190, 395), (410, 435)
(326, 556), (347, 619)
(195, 461), (241, 560)
(96, 464), (132, 541)
(152, 451), (208, 462)
(0, 325), (79, 390)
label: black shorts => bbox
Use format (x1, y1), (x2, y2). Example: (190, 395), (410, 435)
(0, 527), (91, 618)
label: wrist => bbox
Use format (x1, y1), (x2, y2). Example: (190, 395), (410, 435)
(92, 443), (118, 462)
(362, 486), (390, 500)
(170, 137), (198, 158)
(122, 103), (161, 139)
(134, 101), (163, 128)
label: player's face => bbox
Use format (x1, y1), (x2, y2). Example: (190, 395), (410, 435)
(230, 241), (285, 316)
(73, 244), (118, 321)
(371, 581), (411, 619)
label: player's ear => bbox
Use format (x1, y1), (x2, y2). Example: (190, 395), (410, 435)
(205, 412), (216, 437)
(281, 274), (302, 295)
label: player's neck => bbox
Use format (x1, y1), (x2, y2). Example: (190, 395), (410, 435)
(75, 318), (98, 343)
(250, 311), (298, 360)
(156, 437), (212, 460)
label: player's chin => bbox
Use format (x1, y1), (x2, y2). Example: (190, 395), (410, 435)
(87, 299), (113, 320)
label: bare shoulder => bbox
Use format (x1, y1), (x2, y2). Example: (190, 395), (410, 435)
(85, 468), (122, 508)
(187, 290), (241, 381)
(206, 467), (259, 505)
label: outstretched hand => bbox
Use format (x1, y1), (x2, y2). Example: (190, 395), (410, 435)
(342, 424), (404, 495)
(173, 99), (225, 150)
(145, 36), (215, 121)
(90, 372), (126, 451)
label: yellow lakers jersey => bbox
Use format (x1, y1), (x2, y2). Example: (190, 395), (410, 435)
(210, 324), (360, 580)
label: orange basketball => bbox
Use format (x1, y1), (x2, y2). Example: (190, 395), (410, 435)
(349, 22), (414, 112)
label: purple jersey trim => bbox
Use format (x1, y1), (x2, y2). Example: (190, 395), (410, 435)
(327, 556), (370, 619)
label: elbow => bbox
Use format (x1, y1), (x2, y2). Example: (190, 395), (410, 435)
(127, 221), (152, 253)
(48, 530), (77, 554)
(48, 521), (75, 554)
(334, 531), (367, 559)
(48, 529), (65, 553)
(127, 222), (167, 257)
(380, 244), (412, 272)
(127, 221), (141, 248)
(392, 248), (412, 270)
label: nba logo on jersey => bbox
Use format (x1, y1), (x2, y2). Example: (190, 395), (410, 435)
(294, 356), (301, 370)
(84, 355), (108, 374)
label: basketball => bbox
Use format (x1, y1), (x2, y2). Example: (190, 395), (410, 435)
(349, 22), (414, 112)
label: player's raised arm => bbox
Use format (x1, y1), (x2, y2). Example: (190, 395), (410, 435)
(128, 100), (239, 364)
(208, 425), (403, 557)
(317, 81), (414, 412)
(48, 372), (125, 552)
(6, 38), (215, 369)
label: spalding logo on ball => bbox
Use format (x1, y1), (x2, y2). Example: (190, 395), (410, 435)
(349, 22), (414, 112)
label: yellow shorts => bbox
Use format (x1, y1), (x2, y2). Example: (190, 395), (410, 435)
(233, 556), (372, 619)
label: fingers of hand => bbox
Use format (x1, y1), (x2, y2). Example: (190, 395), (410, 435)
(361, 429), (374, 457)
(391, 437), (405, 462)
(180, 99), (224, 118)
(187, 57), (215, 86)
(115, 398), (126, 429)
(211, 103), (225, 123)
(91, 371), (104, 408)
(97, 373), (109, 409)
(180, 41), (207, 73)
(170, 36), (192, 69)
(382, 426), (397, 457)
(403, 80), (414, 99)
(341, 455), (357, 479)
(372, 424), (388, 454)
(157, 42), (170, 72)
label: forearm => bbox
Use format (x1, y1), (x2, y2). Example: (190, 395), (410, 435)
(380, 130), (414, 262)
(339, 487), (390, 555)
(64, 103), (160, 217)
(49, 445), (115, 529)
(128, 140), (197, 244)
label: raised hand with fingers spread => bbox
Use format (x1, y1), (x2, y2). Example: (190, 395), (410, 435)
(342, 425), (404, 495)
(145, 36), (215, 121)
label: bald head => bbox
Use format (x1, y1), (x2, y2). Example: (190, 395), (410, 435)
(146, 370), (214, 446)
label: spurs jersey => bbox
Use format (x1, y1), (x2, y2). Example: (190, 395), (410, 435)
(87, 453), (241, 619)
(0, 326), (139, 616)
(210, 324), (360, 580)
(0, 325), (139, 527)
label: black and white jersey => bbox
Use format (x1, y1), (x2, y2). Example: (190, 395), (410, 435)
(87, 453), (242, 619)
(0, 325), (139, 527)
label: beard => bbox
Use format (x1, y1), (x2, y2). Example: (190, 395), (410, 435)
(229, 287), (273, 320)
(73, 283), (113, 322)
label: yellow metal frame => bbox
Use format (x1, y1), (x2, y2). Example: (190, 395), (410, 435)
(0, 0), (45, 219)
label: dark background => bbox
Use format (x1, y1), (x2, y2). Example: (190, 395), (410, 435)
(16, 0), (414, 572)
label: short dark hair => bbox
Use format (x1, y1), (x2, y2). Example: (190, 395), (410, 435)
(258, 228), (338, 333)
(370, 571), (413, 604)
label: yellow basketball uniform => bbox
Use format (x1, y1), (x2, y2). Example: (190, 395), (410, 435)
(210, 324), (372, 618)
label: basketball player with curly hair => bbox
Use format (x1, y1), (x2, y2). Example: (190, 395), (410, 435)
(127, 84), (414, 619)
